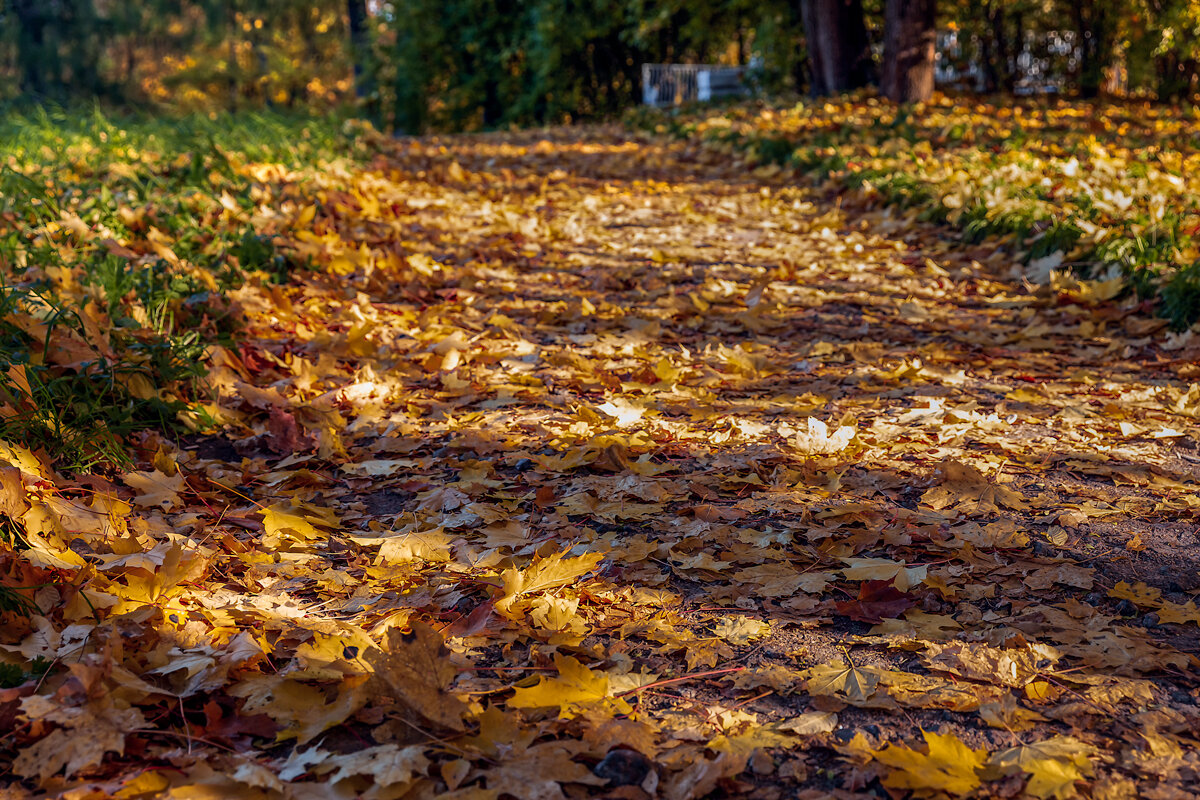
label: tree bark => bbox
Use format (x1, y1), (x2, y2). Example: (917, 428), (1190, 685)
(347, 0), (373, 100)
(1012, 11), (1025, 89)
(984, 2), (1014, 93)
(1157, 54), (1199, 101)
(799, 0), (873, 97)
(12, 0), (52, 97)
(1071, 0), (1112, 99)
(882, 0), (937, 103)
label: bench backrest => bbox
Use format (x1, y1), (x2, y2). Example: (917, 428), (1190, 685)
(642, 63), (749, 106)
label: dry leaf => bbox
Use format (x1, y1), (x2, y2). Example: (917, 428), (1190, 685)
(367, 622), (469, 731)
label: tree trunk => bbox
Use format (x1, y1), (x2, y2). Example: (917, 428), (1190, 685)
(1072, 0), (1112, 99)
(980, 10), (997, 93)
(1012, 12), (1025, 89)
(1157, 54), (1199, 101)
(985, 2), (1014, 94)
(12, 0), (52, 97)
(228, 34), (239, 109)
(882, 0), (937, 103)
(799, 0), (873, 97)
(346, 0), (373, 101)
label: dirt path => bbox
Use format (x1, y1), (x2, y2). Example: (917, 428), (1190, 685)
(10, 127), (1199, 797)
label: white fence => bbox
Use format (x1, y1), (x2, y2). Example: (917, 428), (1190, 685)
(642, 63), (749, 107)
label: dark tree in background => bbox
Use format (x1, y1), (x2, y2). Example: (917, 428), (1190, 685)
(799, 0), (874, 96)
(1068, 0), (1115, 98)
(1, 0), (352, 107)
(882, 0), (937, 102)
(10, 0), (105, 99)
(347, 0), (371, 99)
(9, 0), (47, 96)
(5, 0), (1200, 126)
(979, 0), (1023, 94)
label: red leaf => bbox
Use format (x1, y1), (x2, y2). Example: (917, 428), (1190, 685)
(266, 406), (315, 456)
(197, 699), (278, 747)
(835, 580), (914, 623)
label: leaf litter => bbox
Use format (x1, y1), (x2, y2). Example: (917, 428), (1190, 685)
(0, 124), (1198, 799)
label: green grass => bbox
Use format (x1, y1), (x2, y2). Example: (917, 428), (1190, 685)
(633, 96), (1200, 330)
(0, 106), (369, 473)
(0, 656), (52, 689)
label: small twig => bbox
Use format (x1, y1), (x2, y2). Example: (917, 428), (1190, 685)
(728, 690), (773, 711)
(635, 689), (689, 700)
(385, 713), (477, 760)
(130, 729), (236, 752)
(614, 666), (745, 698)
(31, 657), (59, 694)
(206, 478), (267, 510)
(179, 697), (192, 755)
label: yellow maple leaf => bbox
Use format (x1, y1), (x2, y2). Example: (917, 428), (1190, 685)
(13, 700), (144, 782)
(708, 726), (795, 760)
(231, 675), (367, 744)
(777, 711), (838, 735)
(883, 672), (999, 712)
(710, 616), (771, 645)
(318, 744), (431, 788)
(872, 731), (987, 797)
(507, 654), (631, 716)
(123, 469), (186, 511)
(483, 741), (607, 798)
(920, 460), (1027, 514)
(989, 736), (1096, 800)
(1107, 581), (1161, 608)
(366, 622), (469, 731)
(920, 641), (1059, 688)
(496, 549), (604, 613)
(1156, 600), (1200, 626)
(979, 694), (1047, 731)
(0, 440), (45, 478)
(803, 662), (883, 704)
(259, 502), (334, 547)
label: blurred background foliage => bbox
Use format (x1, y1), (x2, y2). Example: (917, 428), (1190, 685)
(2, 0), (1200, 130)
(2, 1), (355, 110)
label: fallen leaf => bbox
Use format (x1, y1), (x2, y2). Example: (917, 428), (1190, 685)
(367, 622), (469, 731)
(871, 730), (987, 797)
(920, 461), (1027, 514)
(122, 469), (186, 510)
(791, 417), (856, 455)
(508, 654), (631, 716)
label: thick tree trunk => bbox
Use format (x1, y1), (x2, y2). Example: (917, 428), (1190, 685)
(882, 0), (937, 103)
(799, 0), (873, 97)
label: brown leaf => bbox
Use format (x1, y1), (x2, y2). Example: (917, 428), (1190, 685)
(367, 622), (469, 731)
(266, 406), (316, 455)
(921, 461), (1027, 514)
(835, 580), (915, 623)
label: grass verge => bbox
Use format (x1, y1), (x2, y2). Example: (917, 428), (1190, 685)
(0, 106), (370, 472)
(631, 93), (1200, 330)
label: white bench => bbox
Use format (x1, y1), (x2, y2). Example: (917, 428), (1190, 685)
(642, 63), (750, 107)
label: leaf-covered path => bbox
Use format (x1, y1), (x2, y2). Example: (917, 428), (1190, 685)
(6, 127), (1200, 798)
